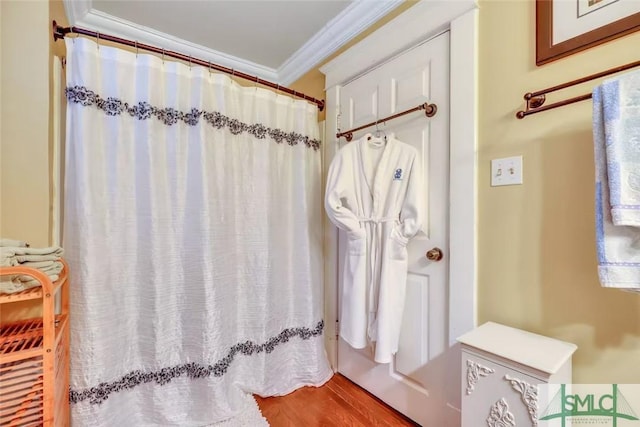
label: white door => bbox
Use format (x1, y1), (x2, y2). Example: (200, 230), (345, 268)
(336, 32), (455, 426)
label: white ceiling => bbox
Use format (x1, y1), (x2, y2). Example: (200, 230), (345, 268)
(64, 0), (404, 85)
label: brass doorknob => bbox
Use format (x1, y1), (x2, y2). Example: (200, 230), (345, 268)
(426, 247), (443, 261)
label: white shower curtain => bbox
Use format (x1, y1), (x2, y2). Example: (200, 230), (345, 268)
(63, 38), (331, 426)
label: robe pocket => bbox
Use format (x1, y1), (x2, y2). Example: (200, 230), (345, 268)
(347, 233), (366, 256)
(387, 235), (408, 261)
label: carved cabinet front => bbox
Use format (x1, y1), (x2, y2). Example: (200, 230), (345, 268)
(461, 352), (543, 427)
(458, 322), (576, 427)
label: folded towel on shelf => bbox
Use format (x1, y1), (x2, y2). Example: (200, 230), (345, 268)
(0, 279), (30, 294)
(1, 269), (63, 294)
(0, 275), (61, 293)
(35, 261), (63, 274)
(2, 245), (63, 256)
(0, 245), (64, 266)
(0, 240), (64, 294)
(14, 253), (64, 263)
(17, 261), (63, 283)
(18, 260), (58, 269)
(0, 238), (29, 248)
(0, 248), (18, 267)
(16, 274), (61, 289)
(592, 69), (640, 292)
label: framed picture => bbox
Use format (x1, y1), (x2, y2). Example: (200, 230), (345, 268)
(536, 0), (640, 65)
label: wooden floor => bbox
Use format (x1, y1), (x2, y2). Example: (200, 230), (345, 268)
(255, 374), (419, 427)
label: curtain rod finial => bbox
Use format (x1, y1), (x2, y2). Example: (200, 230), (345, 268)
(52, 20), (69, 41)
(424, 103), (437, 117)
(52, 20), (62, 41)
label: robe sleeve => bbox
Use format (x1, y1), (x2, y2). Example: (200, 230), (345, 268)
(397, 155), (424, 243)
(324, 153), (363, 237)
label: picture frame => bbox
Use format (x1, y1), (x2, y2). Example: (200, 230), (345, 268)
(536, 0), (640, 66)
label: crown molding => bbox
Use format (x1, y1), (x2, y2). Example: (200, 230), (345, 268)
(277, 0), (404, 86)
(72, 9), (279, 82)
(63, 0), (92, 25)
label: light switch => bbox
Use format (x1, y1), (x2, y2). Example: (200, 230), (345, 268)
(491, 156), (523, 186)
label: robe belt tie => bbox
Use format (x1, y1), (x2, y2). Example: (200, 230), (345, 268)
(357, 216), (396, 342)
(357, 216), (396, 224)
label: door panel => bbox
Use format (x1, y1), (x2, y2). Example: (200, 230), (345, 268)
(395, 273), (429, 377)
(390, 63), (432, 114)
(336, 32), (452, 426)
(342, 78), (379, 131)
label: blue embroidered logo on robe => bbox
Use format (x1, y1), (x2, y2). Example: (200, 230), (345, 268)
(393, 168), (403, 181)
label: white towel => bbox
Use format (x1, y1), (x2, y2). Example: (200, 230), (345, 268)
(0, 238), (29, 247)
(3, 246), (63, 256)
(602, 70), (640, 226)
(0, 279), (30, 294)
(0, 246), (64, 266)
(19, 260), (57, 269)
(0, 261), (64, 294)
(0, 248), (18, 267)
(593, 69), (640, 291)
(17, 261), (63, 283)
(15, 253), (64, 263)
(0, 244), (64, 294)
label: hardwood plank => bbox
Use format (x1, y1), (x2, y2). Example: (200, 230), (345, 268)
(326, 375), (417, 426)
(325, 381), (393, 426)
(255, 374), (419, 427)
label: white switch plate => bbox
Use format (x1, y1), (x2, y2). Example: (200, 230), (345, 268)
(491, 156), (523, 186)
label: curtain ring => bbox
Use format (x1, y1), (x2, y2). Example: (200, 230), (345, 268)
(208, 61), (212, 75)
(135, 40), (138, 57)
(188, 55), (192, 69)
(276, 84), (280, 97)
(162, 48), (165, 64)
(96, 32), (100, 49)
(255, 76), (259, 91)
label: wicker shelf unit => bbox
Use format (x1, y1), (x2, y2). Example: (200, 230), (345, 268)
(0, 260), (70, 427)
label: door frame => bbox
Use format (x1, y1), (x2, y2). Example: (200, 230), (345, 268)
(320, 0), (478, 370)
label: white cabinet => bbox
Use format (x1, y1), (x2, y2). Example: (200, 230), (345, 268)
(457, 322), (577, 427)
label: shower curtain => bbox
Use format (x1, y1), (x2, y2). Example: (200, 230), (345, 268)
(63, 38), (331, 426)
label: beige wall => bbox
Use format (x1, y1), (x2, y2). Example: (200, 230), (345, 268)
(1, 0), (51, 247)
(1, 0), (68, 321)
(478, 0), (640, 383)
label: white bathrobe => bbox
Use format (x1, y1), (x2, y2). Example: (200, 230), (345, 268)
(325, 134), (423, 363)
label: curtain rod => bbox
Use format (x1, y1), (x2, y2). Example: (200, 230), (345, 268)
(336, 102), (437, 141)
(516, 59), (640, 119)
(52, 21), (325, 112)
